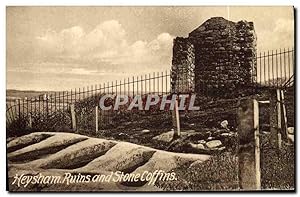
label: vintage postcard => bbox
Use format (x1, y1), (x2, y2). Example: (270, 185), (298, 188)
(6, 6), (295, 192)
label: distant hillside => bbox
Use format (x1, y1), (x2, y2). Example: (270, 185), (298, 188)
(6, 89), (54, 101)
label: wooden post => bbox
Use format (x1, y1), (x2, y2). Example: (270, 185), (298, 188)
(276, 89), (282, 149)
(237, 98), (261, 190)
(18, 99), (21, 129)
(172, 98), (180, 137)
(99, 109), (103, 130)
(18, 99), (21, 120)
(70, 104), (77, 132)
(28, 113), (32, 128)
(253, 100), (261, 189)
(46, 96), (49, 116)
(280, 90), (288, 140)
(95, 106), (99, 133)
(269, 89), (278, 148)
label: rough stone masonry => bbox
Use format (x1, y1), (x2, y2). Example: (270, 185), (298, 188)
(171, 17), (257, 98)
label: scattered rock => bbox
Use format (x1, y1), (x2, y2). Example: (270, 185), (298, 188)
(206, 140), (222, 149)
(141, 129), (150, 134)
(190, 143), (205, 150)
(197, 140), (206, 144)
(218, 146), (226, 151)
(220, 132), (235, 137)
(152, 130), (174, 143)
(220, 120), (229, 130)
(118, 133), (128, 138)
(207, 136), (214, 140)
(221, 132), (230, 136)
(288, 134), (294, 143)
(287, 127), (294, 135)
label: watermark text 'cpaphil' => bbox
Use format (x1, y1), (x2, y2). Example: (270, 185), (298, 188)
(99, 94), (200, 111)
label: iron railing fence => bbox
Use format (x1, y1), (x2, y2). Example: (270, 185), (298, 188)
(6, 70), (171, 127)
(256, 48), (294, 87)
(6, 48), (295, 130)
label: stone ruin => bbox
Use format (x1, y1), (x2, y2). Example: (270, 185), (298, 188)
(171, 17), (257, 98)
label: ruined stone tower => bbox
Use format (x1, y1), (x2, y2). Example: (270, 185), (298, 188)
(171, 17), (257, 98)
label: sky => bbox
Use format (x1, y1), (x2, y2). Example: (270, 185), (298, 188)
(6, 6), (294, 91)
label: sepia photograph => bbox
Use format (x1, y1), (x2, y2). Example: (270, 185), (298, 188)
(6, 6), (295, 192)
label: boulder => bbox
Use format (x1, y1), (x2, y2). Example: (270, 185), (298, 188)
(287, 127), (294, 135)
(206, 140), (222, 149)
(152, 130), (174, 143)
(288, 134), (294, 143)
(190, 143), (205, 150)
